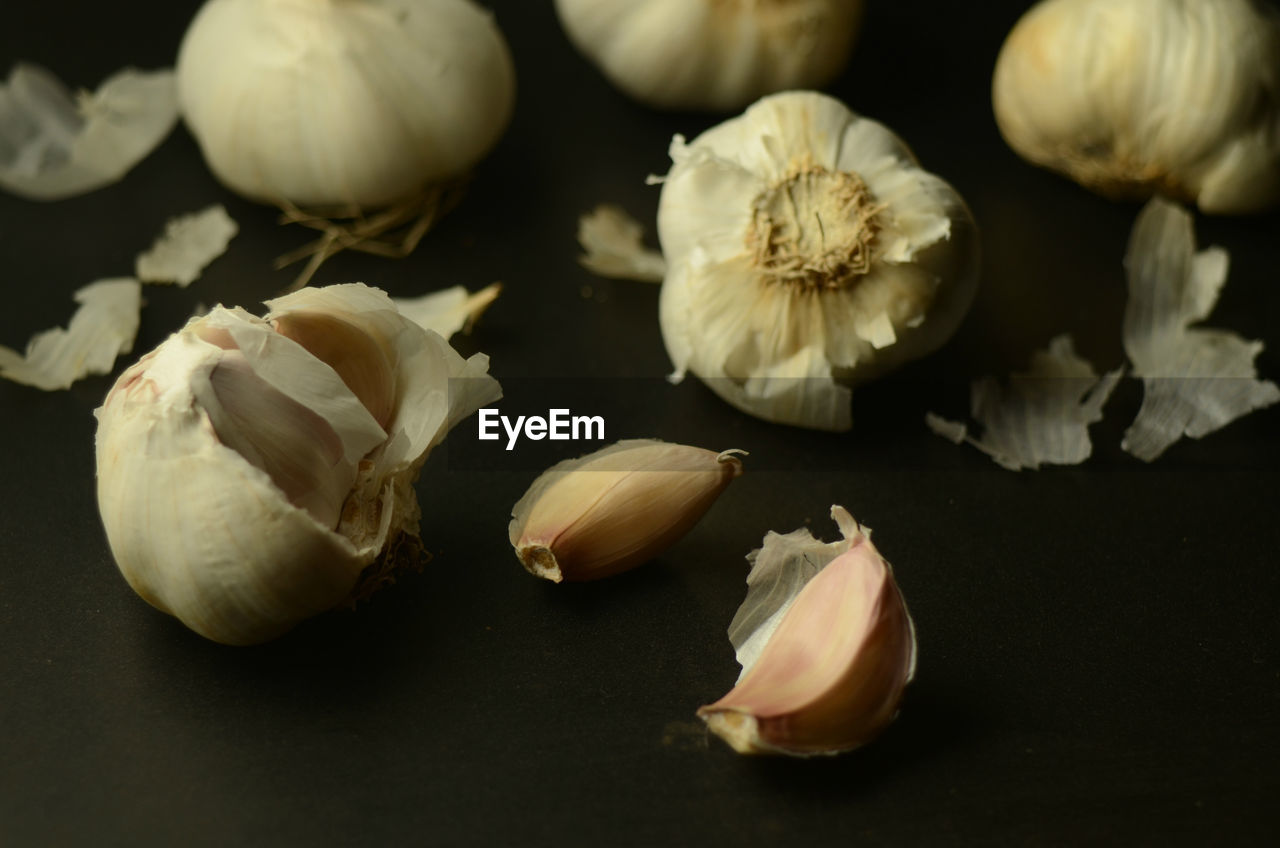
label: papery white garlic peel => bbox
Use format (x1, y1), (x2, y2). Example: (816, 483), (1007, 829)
(95, 283), (500, 645)
(0, 279), (142, 391)
(1121, 198), (1280, 460)
(509, 440), (745, 582)
(0, 64), (178, 201)
(177, 0), (516, 209)
(993, 0), (1280, 214)
(700, 506), (916, 756)
(926, 334), (1122, 471)
(555, 0), (863, 111)
(657, 91), (979, 431)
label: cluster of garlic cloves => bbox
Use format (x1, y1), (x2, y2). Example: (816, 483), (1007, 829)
(176, 0), (516, 210)
(95, 284), (500, 645)
(509, 440), (744, 582)
(554, 0), (863, 111)
(656, 91), (980, 431)
(699, 506), (916, 756)
(993, 0), (1280, 214)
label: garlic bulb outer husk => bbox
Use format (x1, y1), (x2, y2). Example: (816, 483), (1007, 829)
(177, 0), (516, 208)
(699, 505), (917, 756)
(656, 90), (980, 431)
(992, 0), (1280, 214)
(554, 0), (862, 111)
(508, 440), (744, 582)
(95, 283), (500, 645)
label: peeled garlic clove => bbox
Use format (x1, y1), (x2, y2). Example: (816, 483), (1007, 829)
(656, 90), (979, 431)
(95, 283), (500, 645)
(992, 0), (1280, 214)
(699, 506), (916, 756)
(509, 440), (744, 582)
(176, 0), (516, 209)
(554, 0), (863, 112)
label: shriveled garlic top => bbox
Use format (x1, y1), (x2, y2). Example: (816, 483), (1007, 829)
(177, 0), (516, 209)
(554, 0), (863, 111)
(95, 284), (500, 645)
(656, 91), (979, 431)
(993, 0), (1280, 214)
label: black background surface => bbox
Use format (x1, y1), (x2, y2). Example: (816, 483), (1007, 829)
(2, 2), (1278, 845)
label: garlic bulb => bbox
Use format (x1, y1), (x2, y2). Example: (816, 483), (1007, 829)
(699, 506), (916, 756)
(95, 284), (500, 645)
(554, 0), (863, 111)
(176, 0), (516, 209)
(656, 91), (980, 431)
(992, 0), (1280, 214)
(509, 440), (744, 582)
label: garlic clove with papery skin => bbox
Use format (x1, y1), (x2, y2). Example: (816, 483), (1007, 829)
(992, 0), (1280, 214)
(508, 440), (745, 582)
(554, 0), (863, 112)
(656, 90), (980, 431)
(699, 506), (916, 757)
(176, 0), (516, 210)
(95, 283), (500, 645)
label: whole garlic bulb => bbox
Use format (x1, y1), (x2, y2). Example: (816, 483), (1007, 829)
(554, 0), (863, 111)
(95, 284), (500, 645)
(176, 0), (516, 209)
(656, 91), (979, 431)
(993, 0), (1280, 214)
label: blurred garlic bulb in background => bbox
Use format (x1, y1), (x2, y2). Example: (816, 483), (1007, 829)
(656, 91), (979, 431)
(176, 0), (516, 209)
(993, 0), (1280, 214)
(554, 0), (863, 111)
(95, 284), (500, 645)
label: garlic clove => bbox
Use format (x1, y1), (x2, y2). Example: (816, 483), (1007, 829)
(509, 440), (744, 582)
(96, 283), (500, 644)
(699, 506), (916, 756)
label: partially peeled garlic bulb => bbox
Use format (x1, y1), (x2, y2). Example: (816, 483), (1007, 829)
(95, 284), (500, 645)
(993, 0), (1280, 214)
(509, 440), (744, 582)
(657, 91), (980, 431)
(554, 0), (863, 111)
(699, 506), (916, 756)
(176, 0), (516, 209)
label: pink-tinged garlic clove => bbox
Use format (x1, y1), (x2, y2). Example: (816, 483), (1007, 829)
(699, 506), (916, 756)
(509, 440), (745, 582)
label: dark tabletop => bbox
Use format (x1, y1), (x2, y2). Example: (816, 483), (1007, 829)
(2, 2), (1278, 846)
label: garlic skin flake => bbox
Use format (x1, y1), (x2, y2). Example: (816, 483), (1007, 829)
(993, 0), (1280, 214)
(95, 283), (500, 645)
(926, 335), (1122, 471)
(700, 506), (916, 757)
(554, 0), (863, 111)
(392, 282), (501, 340)
(657, 91), (980, 431)
(177, 0), (516, 209)
(135, 204), (238, 286)
(576, 204), (666, 283)
(1121, 198), (1280, 461)
(0, 64), (178, 201)
(0, 279), (142, 390)
(509, 440), (744, 582)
